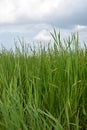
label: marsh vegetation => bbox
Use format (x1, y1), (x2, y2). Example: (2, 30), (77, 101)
(0, 30), (87, 130)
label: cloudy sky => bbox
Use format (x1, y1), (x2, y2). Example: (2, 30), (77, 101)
(0, 0), (87, 49)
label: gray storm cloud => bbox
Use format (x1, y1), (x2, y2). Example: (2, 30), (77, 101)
(16, 0), (87, 28)
(47, 3), (87, 28)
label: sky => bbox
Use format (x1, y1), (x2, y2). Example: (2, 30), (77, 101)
(0, 0), (87, 49)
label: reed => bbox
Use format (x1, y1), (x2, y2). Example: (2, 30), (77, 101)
(0, 30), (87, 130)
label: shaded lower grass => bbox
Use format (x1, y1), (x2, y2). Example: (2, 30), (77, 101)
(0, 31), (87, 130)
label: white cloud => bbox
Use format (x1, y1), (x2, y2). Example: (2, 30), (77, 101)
(74, 25), (86, 31)
(0, 0), (16, 23)
(34, 29), (51, 41)
(0, 0), (86, 24)
(0, 0), (61, 23)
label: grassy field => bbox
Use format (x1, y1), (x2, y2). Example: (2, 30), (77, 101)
(0, 30), (87, 130)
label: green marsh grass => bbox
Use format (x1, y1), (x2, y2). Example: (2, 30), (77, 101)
(0, 31), (87, 130)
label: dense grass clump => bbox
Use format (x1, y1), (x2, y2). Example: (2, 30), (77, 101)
(0, 31), (87, 130)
